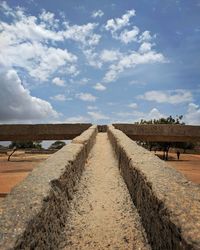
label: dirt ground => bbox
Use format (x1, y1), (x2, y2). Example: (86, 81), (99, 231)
(0, 152), (49, 197)
(0, 147), (199, 202)
(156, 152), (200, 184)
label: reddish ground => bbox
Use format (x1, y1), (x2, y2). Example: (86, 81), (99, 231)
(156, 152), (200, 184)
(0, 151), (50, 198)
(0, 151), (199, 202)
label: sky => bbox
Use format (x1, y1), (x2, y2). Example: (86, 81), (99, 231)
(0, 0), (200, 125)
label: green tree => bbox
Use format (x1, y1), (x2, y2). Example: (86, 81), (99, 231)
(49, 141), (66, 150)
(9, 141), (42, 149)
(8, 141), (42, 161)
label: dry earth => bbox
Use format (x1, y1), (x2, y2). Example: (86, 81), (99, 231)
(156, 152), (200, 184)
(0, 152), (49, 197)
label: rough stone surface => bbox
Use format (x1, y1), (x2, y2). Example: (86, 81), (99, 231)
(59, 133), (150, 250)
(113, 123), (200, 142)
(0, 126), (97, 249)
(0, 123), (92, 141)
(108, 125), (200, 250)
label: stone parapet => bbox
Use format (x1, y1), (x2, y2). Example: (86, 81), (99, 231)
(0, 126), (98, 249)
(107, 125), (200, 249)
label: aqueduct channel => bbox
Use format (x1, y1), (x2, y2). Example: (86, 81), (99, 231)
(0, 124), (200, 249)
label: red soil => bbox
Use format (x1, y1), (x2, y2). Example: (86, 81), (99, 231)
(156, 152), (200, 185)
(0, 152), (49, 198)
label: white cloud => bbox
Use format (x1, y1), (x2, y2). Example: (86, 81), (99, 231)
(0, 38), (78, 81)
(100, 49), (122, 62)
(139, 42), (153, 53)
(128, 103), (138, 109)
(139, 30), (153, 42)
(105, 9), (136, 33)
(138, 90), (193, 104)
(145, 108), (164, 120)
(103, 50), (166, 82)
(50, 94), (66, 101)
(88, 111), (109, 120)
(76, 92), (96, 102)
(39, 10), (59, 29)
(83, 49), (102, 68)
(0, 69), (58, 122)
(184, 103), (200, 125)
(114, 108), (165, 123)
(92, 10), (104, 18)
(93, 83), (106, 91)
(0, 2), (102, 82)
(63, 22), (101, 47)
(52, 77), (65, 87)
(118, 26), (139, 44)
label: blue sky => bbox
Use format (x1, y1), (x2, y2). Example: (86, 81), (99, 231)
(0, 0), (200, 125)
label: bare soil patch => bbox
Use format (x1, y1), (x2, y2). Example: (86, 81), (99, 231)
(156, 152), (200, 184)
(0, 153), (50, 198)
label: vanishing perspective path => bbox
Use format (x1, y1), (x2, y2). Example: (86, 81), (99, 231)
(59, 133), (150, 249)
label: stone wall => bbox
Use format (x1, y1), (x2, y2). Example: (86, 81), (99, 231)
(113, 123), (200, 142)
(0, 125), (98, 249)
(108, 125), (200, 250)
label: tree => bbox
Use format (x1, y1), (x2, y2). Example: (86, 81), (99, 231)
(9, 141), (42, 149)
(135, 115), (194, 160)
(8, 141), (42, 161)
(48, 141), (66, 150)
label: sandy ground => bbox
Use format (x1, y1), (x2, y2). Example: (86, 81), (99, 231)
(156, 152), (200, 184)
(0, 152), (49, 197)
(59, 133), (150, 250)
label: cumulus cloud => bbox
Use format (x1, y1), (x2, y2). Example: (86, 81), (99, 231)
(184, 103), (200, 125)
(76, 92), (96, 102)
(139, 42), (153, 53)
(0, 69), (58, 122)
(118, 26), (139, 44)
(93, 83), (106, 91)
(105, 9), (136, 33)
(0, 2), (101, 81)
(83, 49), (102, 68)
(63, 22), (101, 47)
(100, 49), (122, 62)
(92, 10), (104, 18)
(138, 90), (193, 104)
(103, 50), (165, 82)
(52, 77), (65, 87)
(114, 107), (165, 123)
(139, 30), (153, 42)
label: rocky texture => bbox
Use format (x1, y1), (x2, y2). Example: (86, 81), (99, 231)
(108, 125), (200, 250)
(59, 133), (150, 250)
(113, 123), (200, 142)
(0, 126), (97, 249)
(0, 123), (92, 141)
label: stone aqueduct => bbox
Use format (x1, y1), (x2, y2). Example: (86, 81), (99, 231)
(0, 123), (200, 249)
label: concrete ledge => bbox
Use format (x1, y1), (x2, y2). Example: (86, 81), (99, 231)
(0, 123), (92, 141)
(108, 125), (200, 250)
(113, 123), (200, 142)
(0, 126), (98, 249)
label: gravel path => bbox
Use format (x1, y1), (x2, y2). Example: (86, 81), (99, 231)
(59, 133), (150, 250)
